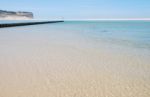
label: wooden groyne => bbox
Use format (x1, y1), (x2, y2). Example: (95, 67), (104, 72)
(0, 21), (64, 28)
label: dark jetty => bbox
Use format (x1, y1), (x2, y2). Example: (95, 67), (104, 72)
(0, 21), (64, 28)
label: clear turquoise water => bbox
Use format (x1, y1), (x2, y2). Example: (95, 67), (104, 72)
(64, 21), (150, 49)
(0, 20), (150, 50)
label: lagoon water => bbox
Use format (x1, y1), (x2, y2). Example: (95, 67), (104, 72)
(0, 21), (150, 97)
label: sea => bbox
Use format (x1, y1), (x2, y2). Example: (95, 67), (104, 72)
(0, 20), (150, 49)
(0, 20), (150, 97)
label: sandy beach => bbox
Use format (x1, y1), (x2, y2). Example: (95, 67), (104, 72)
(0, 21), (150, 97)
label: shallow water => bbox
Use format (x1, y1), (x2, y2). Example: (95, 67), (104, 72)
(0, 21), (150, 97)
(0, 20), (150, 49)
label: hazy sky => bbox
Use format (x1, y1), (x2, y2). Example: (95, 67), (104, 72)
(0, 0), (150, 19)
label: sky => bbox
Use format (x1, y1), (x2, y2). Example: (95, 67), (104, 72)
(0, 0), (150, 20)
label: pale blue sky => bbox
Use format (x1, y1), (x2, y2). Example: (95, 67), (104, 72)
(0, 0), (150, 19)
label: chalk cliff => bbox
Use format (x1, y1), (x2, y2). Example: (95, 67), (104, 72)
(0, 10), (33, 20)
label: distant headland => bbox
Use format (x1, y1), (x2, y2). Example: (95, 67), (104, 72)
(0, 10), (33, 20)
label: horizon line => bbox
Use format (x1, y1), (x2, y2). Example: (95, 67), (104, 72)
(34, 18), (150, 21)
(0, 18), (150, 21)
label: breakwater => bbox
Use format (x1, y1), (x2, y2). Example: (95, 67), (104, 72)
(0, 21), (64, 28)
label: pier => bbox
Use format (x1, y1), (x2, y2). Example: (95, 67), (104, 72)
(0, 21), (64, 28)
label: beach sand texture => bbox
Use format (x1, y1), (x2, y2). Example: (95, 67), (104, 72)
(0, 22), (150, 97)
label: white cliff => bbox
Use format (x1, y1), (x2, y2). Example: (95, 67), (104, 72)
(0, 10), (33, 20)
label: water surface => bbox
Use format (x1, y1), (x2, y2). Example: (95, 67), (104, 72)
(0, 20), (150, 97)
